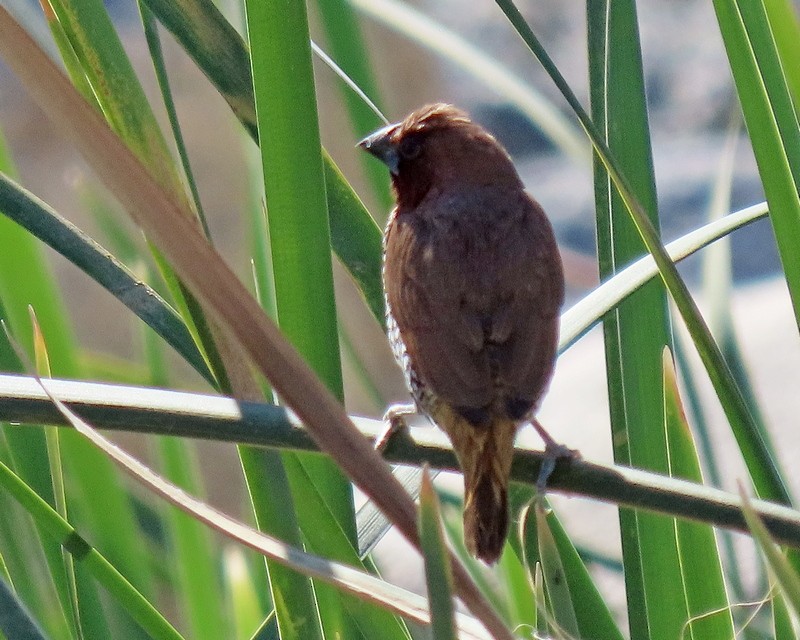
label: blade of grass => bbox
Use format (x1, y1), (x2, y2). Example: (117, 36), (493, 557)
(713, 0), (800, 327)
(0, 173), (213, 384)
(244, 1), (368, 637)
(419, 468), (457, 640)
(140, 0), (386, 326)
(664, 349), (735, 638)
(559, 202), (767, 351)
(586, 2), (691, 637)
(519, 501), (623, 640)
(31, 310), (83, 640)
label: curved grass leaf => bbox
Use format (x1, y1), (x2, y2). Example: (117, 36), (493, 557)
(560, 202), (768, 351)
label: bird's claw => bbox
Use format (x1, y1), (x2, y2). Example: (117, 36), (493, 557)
(536, 441), (579, 494)
(375, 403), (417, 453)
(530, 417), (579, 494)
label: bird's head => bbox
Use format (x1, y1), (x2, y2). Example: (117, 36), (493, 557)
(359, 103), (521, 209)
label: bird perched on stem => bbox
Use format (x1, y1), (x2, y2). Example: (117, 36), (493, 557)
(360, 104), (566, 564)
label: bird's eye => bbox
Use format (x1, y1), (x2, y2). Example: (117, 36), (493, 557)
(399, 136), (422, 160)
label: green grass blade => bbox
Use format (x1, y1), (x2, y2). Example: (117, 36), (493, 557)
(664, 350), (735, 638)
(245, 0), (364, 636)
(313, 0), (392, 211)
(713, 0), (800, 326)
(418, 468), (457, 640)
(32, 315), (83, 640)
(0, 460), (184, 640)
(0, 173), (213, 384)
(519, 501), (623, 640)
(585, 2), (691, 637)
(141, 0), (386, 326)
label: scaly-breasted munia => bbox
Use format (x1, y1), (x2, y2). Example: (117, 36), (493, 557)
(360, 104), (564, 564)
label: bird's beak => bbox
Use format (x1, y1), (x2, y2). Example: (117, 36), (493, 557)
(358, 123), (400, 175)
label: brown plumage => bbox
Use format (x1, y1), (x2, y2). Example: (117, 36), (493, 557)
(360, 104), (564, 564)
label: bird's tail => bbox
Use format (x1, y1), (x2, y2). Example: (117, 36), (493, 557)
(445, 414), (518, 564)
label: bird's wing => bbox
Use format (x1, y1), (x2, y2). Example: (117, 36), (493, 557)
(384, 191), (563, 419)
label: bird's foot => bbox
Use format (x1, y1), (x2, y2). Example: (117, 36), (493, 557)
(531, 418), (580, 494)
(375, 403), (418, 453)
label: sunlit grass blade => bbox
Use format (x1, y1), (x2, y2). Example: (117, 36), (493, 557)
(663, 349), (735, 638)
(31, 309), (83, 640)
(520, 501), (623, 640)
(559, 202), (767, 352)
(713, 0), (800, 326)
(741, 486), (800, 616)
(419, 467), (457, 640)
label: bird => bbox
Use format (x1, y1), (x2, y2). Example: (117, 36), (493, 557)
(359, 103), (565, 564)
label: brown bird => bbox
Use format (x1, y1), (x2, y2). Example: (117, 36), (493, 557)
(360, 104), (565, 564)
